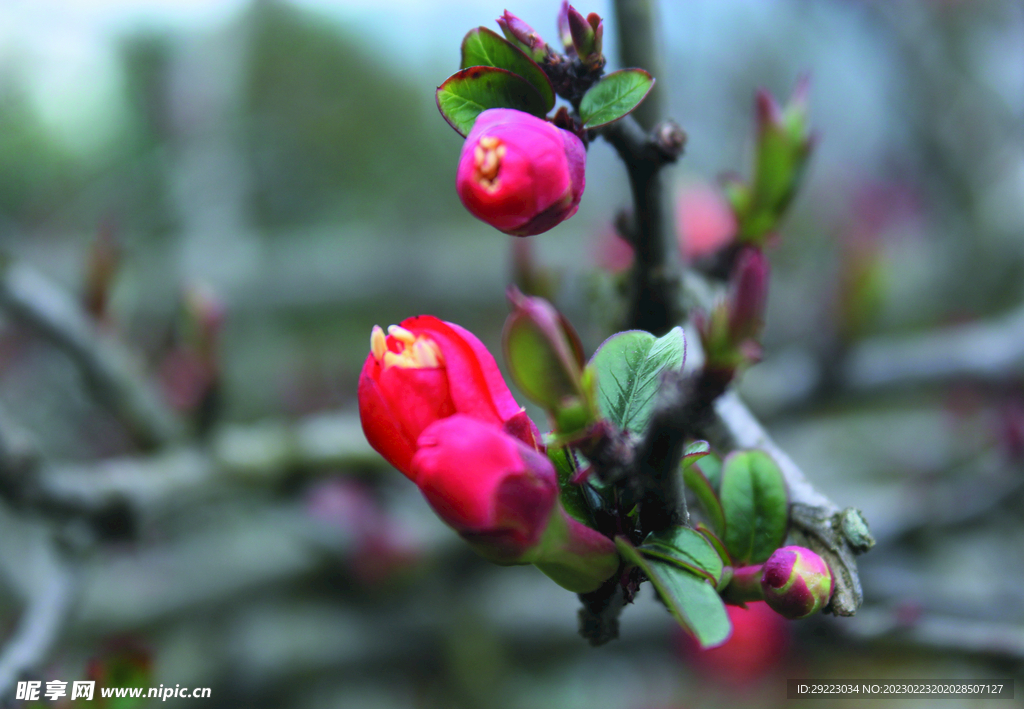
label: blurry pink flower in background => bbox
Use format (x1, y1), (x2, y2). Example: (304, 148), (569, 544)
(594, 225), (634, 273)
(676, 601), (790, 687)
(593, 179), (737, 273)
(307, 478), (421, 585)
(677, 180), (736, 262)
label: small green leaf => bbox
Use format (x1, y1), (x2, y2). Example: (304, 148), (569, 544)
(461, 27), (555, 111)
(579, 69), (655, 129)
(616, 536), (732, 648)
(683, 463), (726, 537)
(549, 446), (591, 525)
(587, 327), (685, 435)
(683, 440), (711, 467)
(641, 526), (724, 585)
(436, 66), (546, 136)
(697, 453), (723, 490)
(720, 450), (788, 565)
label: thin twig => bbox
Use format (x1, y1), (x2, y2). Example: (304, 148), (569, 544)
(0, 258), (182, 450)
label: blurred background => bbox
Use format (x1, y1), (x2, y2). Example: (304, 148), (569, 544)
(0, 0), (1023, 707)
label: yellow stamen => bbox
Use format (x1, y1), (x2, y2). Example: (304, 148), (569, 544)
(473, 136), (505, 191)
(370, 325), (387, 361)
(413, 339), (439, 368)
(375, 328), (445, 371)
(388, 325), (416, 344)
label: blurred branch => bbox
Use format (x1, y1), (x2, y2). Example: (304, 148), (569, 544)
(844, 305), (1024, 389)
(835, 606), (1024, 662)
(869, 450), (1024, 545)
(5, 411), (378, 527)
(613, 0), (663, 129)
(0, 555), (75, 698)
(0, 258), (182, 450)
(746, 303), (1024, 414)
(703, 391), (871, 616)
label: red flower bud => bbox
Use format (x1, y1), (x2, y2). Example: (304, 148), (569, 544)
(760, 546), (833, 619)
(358, 315), (538, 477)
(412, 414), (558, 562)
(457, 108), (586, 237)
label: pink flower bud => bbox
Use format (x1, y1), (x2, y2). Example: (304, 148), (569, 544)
(412, 414), (558, 562)
(457, 108), (586, 237)
(358, 315), (539, 477)
(760, 546), (833, 619)
(676, 181), (736, 262)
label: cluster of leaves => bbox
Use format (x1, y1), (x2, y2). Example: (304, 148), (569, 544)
(500, 282), (794, 644)
(529, 325), (788, 646)
(435, 5), (654, 137)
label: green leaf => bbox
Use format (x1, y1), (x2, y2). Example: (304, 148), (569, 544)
(695, 522), (732, 569)
(436, 66), (546, 136)
(461, 27), (555, 111)
(697, 453), (722, 490)
(578, 69), (655, 129)
(683, 463), (726, 537)
(616, 537), (732, 648)
(720, 450), (788, 565)
(683, 440), (711, 467)
(587, 327), (685, 435)
(641, 526), (724, 585)
(548, 446), (592, 525)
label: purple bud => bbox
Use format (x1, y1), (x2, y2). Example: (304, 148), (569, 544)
(760, 546), (833, 619)
(497, 10), (549, 62)
(727, 247), (770, 345)
(566, 5), (597, 60)
(587, 12), (603, 56)
(557, 1), (574, 54)
(755, 89), (783, 136)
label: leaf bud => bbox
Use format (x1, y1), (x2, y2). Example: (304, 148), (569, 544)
(496, 10), (551, 63)
(502, 287), (597, 435)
